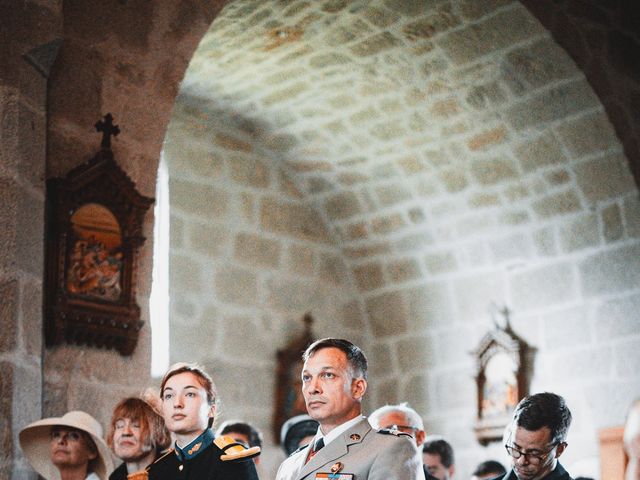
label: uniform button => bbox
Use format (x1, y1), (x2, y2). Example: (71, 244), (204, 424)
(179, 465), (183, 471)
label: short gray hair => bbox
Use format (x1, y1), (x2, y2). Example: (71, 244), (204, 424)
(369, 402), (424, 430)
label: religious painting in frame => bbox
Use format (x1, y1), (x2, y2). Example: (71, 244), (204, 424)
(472, 306), (534, 445)
(44, 114), (154, 355)
(272, 313), (315, 443)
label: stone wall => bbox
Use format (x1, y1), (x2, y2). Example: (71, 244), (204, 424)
(0, 1), (61, 477)
(41, 0), (225, 421)
(164, 101), (364, 475)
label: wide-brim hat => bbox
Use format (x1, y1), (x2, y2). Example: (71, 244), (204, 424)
(19, 410), (114, 480)
(280, 414), (319, 455)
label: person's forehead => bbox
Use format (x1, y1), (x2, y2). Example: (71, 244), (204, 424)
(423, 452), (444, 466)
(165, 371), (205, 388)
(513, 425), (553, 448)
(226, 431), (250, 443)
(378, 410), (409, 426)
(304, 347), (348, 368)
(115, 415), (141, 423)
(52, 426), (83, 433)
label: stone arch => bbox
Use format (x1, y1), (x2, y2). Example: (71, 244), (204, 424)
(521, 0), (640, 186)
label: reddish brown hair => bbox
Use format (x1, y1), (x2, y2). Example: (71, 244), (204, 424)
(107, 397), (171, 451)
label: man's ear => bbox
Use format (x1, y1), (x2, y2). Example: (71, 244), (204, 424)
(555, 442), (567, 458)
(208, 403), (217, 418)
(352, 378), (367, 400)
(415, 429), (426, 447)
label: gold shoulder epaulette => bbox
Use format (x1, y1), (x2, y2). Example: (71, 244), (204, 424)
(127, 469), (149, 480)
(214, 435), (261, 462)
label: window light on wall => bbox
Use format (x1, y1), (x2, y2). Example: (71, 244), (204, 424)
(150, 155), (170, 377)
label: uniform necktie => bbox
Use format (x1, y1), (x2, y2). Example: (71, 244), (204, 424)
(306, 437), (324, 464)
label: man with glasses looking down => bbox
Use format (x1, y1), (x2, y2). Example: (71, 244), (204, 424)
(497, 392), (573, 480)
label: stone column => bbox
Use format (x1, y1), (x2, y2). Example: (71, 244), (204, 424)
(0, 1), (61, 477)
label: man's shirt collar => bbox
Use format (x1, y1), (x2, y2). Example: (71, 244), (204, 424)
(317, 415), (365, 448)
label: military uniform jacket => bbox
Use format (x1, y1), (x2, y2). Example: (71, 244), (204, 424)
(275, 417), (425, 480)
(496, 462), (573, 480)
(147, 430), (259, 480)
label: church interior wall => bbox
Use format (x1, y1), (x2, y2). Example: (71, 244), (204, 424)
(1, 0), (640, 479)
(163, 100), (366, 476)
(172, 2), (640, 476)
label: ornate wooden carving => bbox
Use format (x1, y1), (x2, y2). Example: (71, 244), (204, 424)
(273, 313), (315, 443)
(44, 114), (154, 355)
(472, 306), (534, 445)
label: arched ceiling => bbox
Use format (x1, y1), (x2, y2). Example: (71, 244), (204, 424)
(173, 0), (632, 278)
(183, 1), (508, 238)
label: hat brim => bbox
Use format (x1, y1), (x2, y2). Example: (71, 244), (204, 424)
(19, 417), (114, 480)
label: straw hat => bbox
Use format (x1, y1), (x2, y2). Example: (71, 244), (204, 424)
(19, 410), (114, 480)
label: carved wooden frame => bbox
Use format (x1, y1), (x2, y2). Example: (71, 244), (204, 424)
(472, 311), (533, 445)
(45, 146), (153, 355)
(272, 313), (315, 443)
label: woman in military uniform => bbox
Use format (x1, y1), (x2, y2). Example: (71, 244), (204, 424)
(147, 362), (260, 480)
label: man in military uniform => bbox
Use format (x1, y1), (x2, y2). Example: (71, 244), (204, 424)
(275, 338), (424, 480)
(497, 392), (574, 480)
(147, 362), (260, 480)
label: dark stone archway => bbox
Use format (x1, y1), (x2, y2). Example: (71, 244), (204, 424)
(522, 0), (640, 186)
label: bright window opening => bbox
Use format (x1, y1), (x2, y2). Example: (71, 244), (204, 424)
(150, 155), (170, 377)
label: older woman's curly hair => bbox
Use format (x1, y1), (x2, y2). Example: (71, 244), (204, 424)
(107, 397), (171, 452)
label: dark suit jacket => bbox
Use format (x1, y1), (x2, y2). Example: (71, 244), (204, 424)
(495, 462), (573, 480)
(109, 463), (128, 480)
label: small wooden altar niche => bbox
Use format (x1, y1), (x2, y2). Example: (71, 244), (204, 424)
(273, 313), (315, 443)
(44, 114), (154, 355)
(472, 306), (533, 445)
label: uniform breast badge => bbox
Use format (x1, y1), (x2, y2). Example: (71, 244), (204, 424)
(314, 474), (353, 479)
(315, 463), (353, 479)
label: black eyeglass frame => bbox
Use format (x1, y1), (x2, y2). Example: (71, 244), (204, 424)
(504, 441), (564, 464)
(384, 424), (419, 432)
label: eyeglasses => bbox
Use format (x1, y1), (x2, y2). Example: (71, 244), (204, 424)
(384, 424), (418, 435)
(504, 442), (561, 464)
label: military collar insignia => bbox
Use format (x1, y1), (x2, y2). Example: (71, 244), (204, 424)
(349, 433), (361, 441)
(175, 429), (214, 461)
